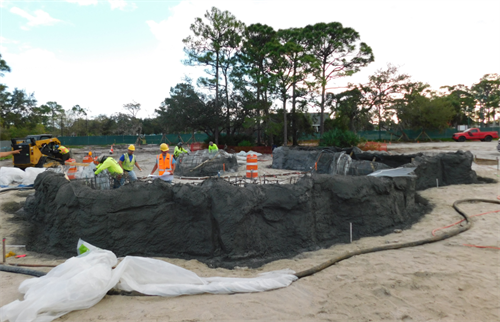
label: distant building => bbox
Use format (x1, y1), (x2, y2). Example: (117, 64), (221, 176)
(308, 113), (329, 132)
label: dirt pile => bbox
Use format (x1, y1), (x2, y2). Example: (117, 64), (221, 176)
(21, 171), (429, 268)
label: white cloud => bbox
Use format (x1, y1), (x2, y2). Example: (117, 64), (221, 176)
(65, 0), (98, 6)
(108, 0), (136, 11)
(10, 7), (62, 29)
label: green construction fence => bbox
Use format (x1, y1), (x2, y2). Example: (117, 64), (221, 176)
(57, 127), (500, 147)
(58, 134), (209, 146)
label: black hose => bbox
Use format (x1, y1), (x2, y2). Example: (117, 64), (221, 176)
(1, 199), (497, 288)
(0, 187), (34, 194)
(0, 264), (46, 277)
(294, 198), (500, 279)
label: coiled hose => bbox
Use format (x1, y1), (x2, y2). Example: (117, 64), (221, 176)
(294, 198), (499, 278)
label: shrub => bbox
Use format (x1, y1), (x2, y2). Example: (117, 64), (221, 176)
(205, 134), (255, 146)
(320, 128), (360, 148)
(237, 140), (252, 147)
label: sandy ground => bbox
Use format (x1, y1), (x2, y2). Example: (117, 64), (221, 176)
(1, 141), (499, 321)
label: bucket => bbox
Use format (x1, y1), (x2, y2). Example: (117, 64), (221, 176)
(246, 154), (258, 178)
(65, 158), (77, 179)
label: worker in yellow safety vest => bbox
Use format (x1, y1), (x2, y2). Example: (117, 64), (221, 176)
(208, 141), (218, 153)
(119, 144), (142, 184)
(173, 142), (189, 160)
(95, 155), (124, 189)
(53, 144), (72, 162)
(150, 143), (176, 179)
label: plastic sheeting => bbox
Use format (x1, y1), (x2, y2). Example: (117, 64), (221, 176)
(0, 167), (46, 188)
(0, 240), (297, 322)
(21, 168), (46, 186)
(148, 173), (174, 182)
(368, 167), (417, 177)
(235, 150), (263, 163)
(0, 167), (25, 187)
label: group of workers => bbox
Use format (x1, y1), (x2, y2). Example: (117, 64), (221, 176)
(2, 141), (219, 189)
(94, 141), (200, 188)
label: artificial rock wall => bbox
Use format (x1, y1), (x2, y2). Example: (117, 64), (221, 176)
(22, 171), (429, 268)
(272, 148), (478, 190)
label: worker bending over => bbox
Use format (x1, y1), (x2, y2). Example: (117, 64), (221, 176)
(52, 144), (72, 162)
(119, 144), (142, 184)
(150, 143), (176, 179)
(173, 142), (189, 160)
(208, 141), (218, 153)
(95, 155), (123, 189)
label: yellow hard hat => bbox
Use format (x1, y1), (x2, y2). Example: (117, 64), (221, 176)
(160, 143), (169, 151)
(128, 144), (135, 151)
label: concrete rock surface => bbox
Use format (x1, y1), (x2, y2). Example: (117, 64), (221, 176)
(22, 171), (430, 268)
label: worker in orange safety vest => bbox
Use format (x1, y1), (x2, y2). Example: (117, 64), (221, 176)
(150, 143), (176, 180)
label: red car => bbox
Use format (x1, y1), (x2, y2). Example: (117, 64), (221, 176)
(452, 128), (498, 142)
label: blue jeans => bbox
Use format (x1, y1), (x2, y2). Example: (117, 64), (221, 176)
(120, 170), (137, 185)
(113, 177), (122, 189)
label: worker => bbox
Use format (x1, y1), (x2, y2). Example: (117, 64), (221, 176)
(173, 142), (189, 160)
(95, 155), (123, 189)
(52, 144), (72, 162)
(0, 149), (21, 158)
(119, 144), (142, 185)
(150, 143), (176, 181)
(208, 141), (218, 153)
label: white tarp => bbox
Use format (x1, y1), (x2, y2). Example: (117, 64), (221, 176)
(0, 167), (46, 188)
(0, 240), (297, 322)
(148, 173), (174, 182)
(367, 167), (417, 177)
(21, 168), (46, 186)
(235, 150), (262, 163)
(0, 167), (26, 187)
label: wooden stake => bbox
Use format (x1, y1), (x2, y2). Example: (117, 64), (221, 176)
(2, 238), (5, 264)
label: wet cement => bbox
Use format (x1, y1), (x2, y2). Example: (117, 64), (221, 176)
(22, 171), (430, 268)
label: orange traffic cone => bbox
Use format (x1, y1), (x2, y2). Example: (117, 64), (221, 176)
(110, 144), (114, 154)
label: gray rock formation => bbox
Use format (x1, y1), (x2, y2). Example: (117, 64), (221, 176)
(22, 171), (429, 268)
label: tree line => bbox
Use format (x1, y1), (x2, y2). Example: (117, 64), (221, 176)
(1, 7), (499, 145)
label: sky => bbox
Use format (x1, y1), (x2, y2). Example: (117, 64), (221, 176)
(1, 0), (499, 119)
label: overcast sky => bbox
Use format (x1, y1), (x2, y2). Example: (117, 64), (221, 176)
(1, 0), (499, 119)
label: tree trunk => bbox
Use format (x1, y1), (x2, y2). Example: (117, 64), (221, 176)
(215, 52), (220, 144)
(292, 65), (297, 146)
(283, 96), (287, 146)
(320, 63), (326, 137)
(224, 72), (230, 136)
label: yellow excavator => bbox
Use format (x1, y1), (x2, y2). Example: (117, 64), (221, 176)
(10, 134), (63, 169)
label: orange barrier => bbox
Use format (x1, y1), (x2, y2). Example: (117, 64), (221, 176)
(358, 141), (388, 152)
(190, 142), (204, 151)
(246, 154), (258, 178)
(65, 158), (77, 179)
(82, 153), (93, 164)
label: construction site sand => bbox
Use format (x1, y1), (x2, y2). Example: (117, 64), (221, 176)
(1, 141), (499, 321)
